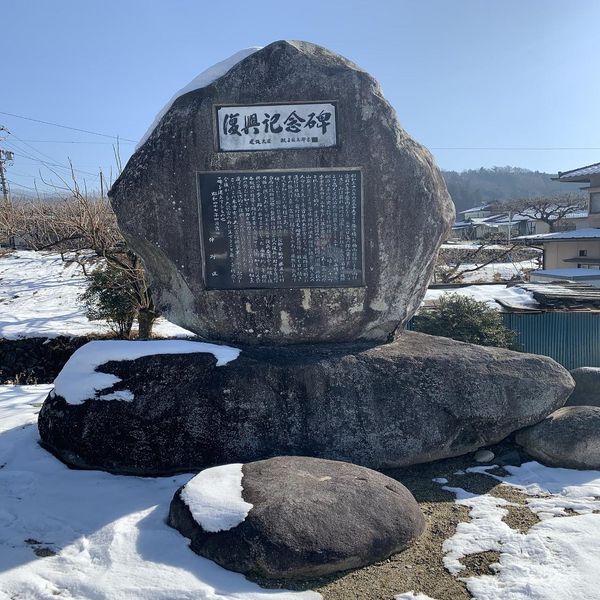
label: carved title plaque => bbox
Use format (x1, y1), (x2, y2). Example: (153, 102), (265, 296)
(198, 169), (363, 290)
(216, 103), (337, 151)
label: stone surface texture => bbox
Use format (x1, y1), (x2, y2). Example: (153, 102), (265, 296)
(516, 406), (600, 469)
(38, 332), (573, 476)
(109, 40), (454, 345)
(168, 456), (425, 579)
(566, 367), (600, 407)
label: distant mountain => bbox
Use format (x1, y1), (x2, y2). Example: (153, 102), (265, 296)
(442, 166), (581, 216)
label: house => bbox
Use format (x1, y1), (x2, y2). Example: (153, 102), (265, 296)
(517, 228), (600, 287)
(452, 206), (586, 240)
(553, 161), (600, 229)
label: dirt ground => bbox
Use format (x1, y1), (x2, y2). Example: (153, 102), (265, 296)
(255, 440), (544, 600)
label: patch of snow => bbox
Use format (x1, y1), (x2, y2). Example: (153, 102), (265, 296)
(0, 251), (195, 339)
(438, 461), (600, 599)
(423, 284), (538, 310)
(395, 593), (439, 600)
(181, 464), (253, 533)
(442, 493), (511, 574)
(461, 259), (539, 283)
(0, 251), (109, 339)
(137, 47), (262, 149)
(0, 385), (320, 599)
(54, 340), (240, 405)
(468, 462), (600, 518)
(432, 477), (448, 484)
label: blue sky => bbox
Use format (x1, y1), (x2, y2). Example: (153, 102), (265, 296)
(2, 0), (599, 194)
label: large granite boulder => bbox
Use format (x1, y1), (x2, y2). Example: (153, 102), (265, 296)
(516, 406), (600, 469)
(109, 40), (454, 345)
(566, 367), (600, 407)
(38, 332), (573, 475)
(168, 456), (425, 579)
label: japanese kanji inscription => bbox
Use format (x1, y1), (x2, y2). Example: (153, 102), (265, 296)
(198, 169), (363, 289)
(216, 103), (337, 151)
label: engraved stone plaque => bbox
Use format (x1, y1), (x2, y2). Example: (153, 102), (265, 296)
(198, 169), (363, 289)
(216, 103), (337, 151)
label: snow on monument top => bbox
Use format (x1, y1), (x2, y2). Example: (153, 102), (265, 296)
(137, 47), (262, 149)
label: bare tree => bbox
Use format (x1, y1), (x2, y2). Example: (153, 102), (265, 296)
(435, 235), (534, 283)
(497, 194), (585, 233)
(3, 163), (158, 338)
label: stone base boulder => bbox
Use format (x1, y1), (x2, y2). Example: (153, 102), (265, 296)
(516, 406), (600, 469)
(38, 332), (574, 476)
(168, 456), (425, 579)
(566, 367), (600, 407)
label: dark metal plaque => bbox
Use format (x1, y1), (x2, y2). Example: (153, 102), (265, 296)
(197, 169), (364, 290)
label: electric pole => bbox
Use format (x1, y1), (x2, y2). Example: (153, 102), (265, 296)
(0, 126), (16, 247)
(0, 130), (12, 202)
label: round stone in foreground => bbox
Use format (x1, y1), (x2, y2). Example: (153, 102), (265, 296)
(168, 456), (425, 579)
(516, 406), (600, 469)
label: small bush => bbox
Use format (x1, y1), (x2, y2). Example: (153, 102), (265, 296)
(80, 263), (137, 338)
(413, 294), (519, 350)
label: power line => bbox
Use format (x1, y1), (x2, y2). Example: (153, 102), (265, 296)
(3, 140), (99, 178)
(0, 110), (137, 143)
(6, 179), (40, 192)
(13, 139), (135, 145)
(430, 147), (600, 151)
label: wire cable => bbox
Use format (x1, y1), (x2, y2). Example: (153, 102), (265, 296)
(0, 110), (137, 143)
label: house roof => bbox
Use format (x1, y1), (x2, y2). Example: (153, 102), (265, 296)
(457, 204), (492, 215)
(516, 228), (600, 241)
(553, 161), (600, 183)
(532, 268), (600, 279)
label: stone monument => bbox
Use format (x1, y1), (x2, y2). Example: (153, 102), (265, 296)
(108, 40), (454, 345)
(39, 40), (573, 476)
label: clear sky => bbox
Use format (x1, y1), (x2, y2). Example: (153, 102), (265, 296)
(2, 0), (599, 194)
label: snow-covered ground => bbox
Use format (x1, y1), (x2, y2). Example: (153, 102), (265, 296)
(0, 385), (319, 600)
(423, 284), (538, 310)
(459, 259), (539, 283)
(0, 251), (193, 339)
(439, 464), (600, 600)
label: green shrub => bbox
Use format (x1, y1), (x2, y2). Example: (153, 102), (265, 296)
(80, 263), (137, 338)
(413, 294), (519, 350)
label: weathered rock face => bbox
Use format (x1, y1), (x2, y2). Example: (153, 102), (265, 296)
(566, 367), (600, 407)
(516, 406), (600, 469)
(38, 332), (573, 475)
(168, 456), (425, 579)
(109, 41), (454, 345)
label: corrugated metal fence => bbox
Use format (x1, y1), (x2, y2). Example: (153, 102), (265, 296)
(501, 312), (600, 370)
(407, 311), (600, 369)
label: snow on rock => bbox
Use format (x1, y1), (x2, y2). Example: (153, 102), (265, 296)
(0, 385), (320, 600)
(137, 47), (262, 149)
(423, 284), (538, 310)
(54, 340), (240, 405)
(0, 250), (194, 339)
(438, 461), (600, 599)
(181, 464), (253, 533)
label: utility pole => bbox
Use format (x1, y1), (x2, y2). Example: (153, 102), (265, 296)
(0, 126), (16, 247)
(0, 127), (12, 202)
